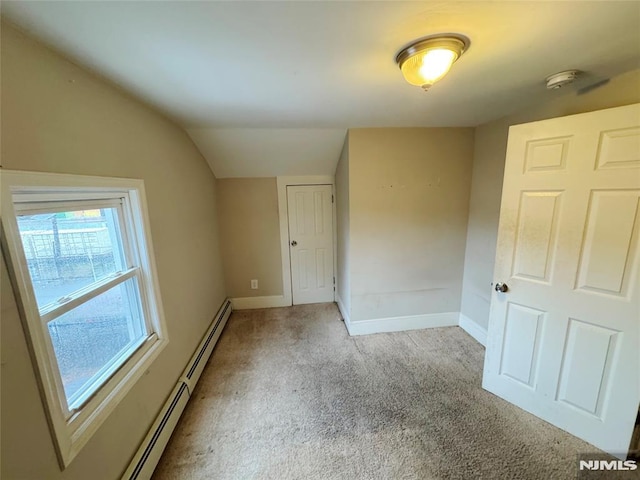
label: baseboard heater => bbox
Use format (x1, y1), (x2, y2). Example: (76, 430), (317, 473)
(121, 298), (232, 480)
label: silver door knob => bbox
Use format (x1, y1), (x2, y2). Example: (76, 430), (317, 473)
(495, 282), (508, 293)
(291, 240), (297, 247)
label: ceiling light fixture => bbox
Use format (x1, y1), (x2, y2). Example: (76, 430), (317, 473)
(396, 34), (469, 91)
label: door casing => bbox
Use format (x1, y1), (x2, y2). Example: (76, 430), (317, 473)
(277, 176), (337, 306)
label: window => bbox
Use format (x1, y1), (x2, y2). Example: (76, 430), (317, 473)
(1, 170), (167, 467)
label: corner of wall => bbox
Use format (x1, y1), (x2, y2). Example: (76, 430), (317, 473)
(458, 313), (487, 347)
(459, 68), (640, 338)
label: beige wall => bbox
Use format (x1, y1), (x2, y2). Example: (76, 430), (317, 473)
(335, 134), (351, 314)
(347, 128), (475, 321)
(461, 68), (640, 332)
(216, 177), (283, 298)
(1, 22), (226, 479)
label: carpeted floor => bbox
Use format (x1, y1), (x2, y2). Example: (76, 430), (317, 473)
(152, 303), (601, 480)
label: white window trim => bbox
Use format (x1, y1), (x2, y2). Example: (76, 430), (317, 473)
(0, 170), (168, 468)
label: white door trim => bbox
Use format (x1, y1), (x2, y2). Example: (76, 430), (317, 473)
(277, 176), (336, 306)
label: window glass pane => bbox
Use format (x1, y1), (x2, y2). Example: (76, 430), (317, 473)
(17, 208), (127, 309)
(47, 277), (147, 408)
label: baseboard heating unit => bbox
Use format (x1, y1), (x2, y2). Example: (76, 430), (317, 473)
(121, 298), (232, 480)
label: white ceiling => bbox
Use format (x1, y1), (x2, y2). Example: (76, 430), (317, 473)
(188, 128), (346, 178)
(3, 1), (640, 177)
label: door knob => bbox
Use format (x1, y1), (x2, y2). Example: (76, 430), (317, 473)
(495, 282), (508, 293)
(291, 240), (297, 247)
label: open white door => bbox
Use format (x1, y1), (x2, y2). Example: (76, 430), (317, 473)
(287, 185), (334, 305)
(483, 103), (640, 458)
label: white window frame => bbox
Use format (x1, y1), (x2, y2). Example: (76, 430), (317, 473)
(1, 170), (168, 468)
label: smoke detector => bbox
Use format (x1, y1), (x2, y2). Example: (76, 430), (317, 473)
(545, 70), (580, 89)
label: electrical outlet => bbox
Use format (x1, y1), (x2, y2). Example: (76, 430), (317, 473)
(250, 279), (258, 290)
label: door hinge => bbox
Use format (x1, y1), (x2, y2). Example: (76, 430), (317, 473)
(332, 194), (334, 203)
(333, 276), (335, 285)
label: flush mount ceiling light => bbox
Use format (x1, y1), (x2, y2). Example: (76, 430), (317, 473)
(396, 34), (469, 91)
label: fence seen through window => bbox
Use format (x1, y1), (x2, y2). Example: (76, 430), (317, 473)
(17, 208), (147, 408)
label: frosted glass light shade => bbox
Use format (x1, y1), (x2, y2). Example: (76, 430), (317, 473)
(396, 35), (469, 90)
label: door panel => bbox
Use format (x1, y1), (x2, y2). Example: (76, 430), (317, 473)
(556, 319), (619, 417)
(483, 103), (640, 458)
(500, 303), (545, 388)
(512, 191), (562, 282)
(524, 136), (571, 172)
(576, 190), (640, 296)
(596, 127), (640, 169)
(287, 185), (334, 305)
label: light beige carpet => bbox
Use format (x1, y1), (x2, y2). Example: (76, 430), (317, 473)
(152, 303), (601, 480)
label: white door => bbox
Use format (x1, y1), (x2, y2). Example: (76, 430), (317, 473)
(287, 185), (334, 305)
(483, 103), (640, 458)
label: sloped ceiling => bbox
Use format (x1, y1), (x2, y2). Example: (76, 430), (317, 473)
(2, 1), (639, 177)
(188, 128), (346, 178)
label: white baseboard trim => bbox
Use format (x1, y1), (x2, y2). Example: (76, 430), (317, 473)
(231, 295), (289, 310)
(346, 311), (459, 336)
(335, 294), (354, 335)
(459, 313), (487, 346)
